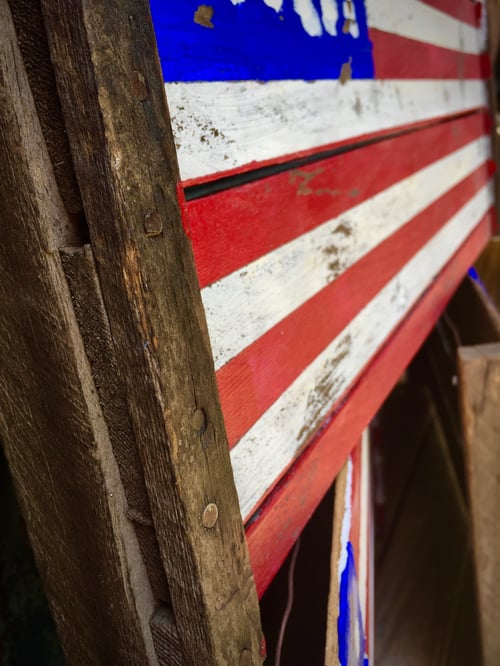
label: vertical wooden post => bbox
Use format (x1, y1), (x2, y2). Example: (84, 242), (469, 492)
(0, 1), (158, 662)
(39, 0), (264, 664)
(459, 342), (500, 666)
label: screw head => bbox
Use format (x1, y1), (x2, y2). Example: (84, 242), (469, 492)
(202, 503), (218, 529)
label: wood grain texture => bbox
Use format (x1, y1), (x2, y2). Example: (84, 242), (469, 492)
(60, 246), (170, 603)
(0, 2), (157, 663)
(8, 0), (82, 218)
(40, 1), (263, 663)
(459, 343), (500, 666)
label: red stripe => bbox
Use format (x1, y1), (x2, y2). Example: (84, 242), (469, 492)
(246, 210), (494, 597)
(219, 164), (492, 449)
(419, 0), (481, 27)
(371, 28), (489, 80)
(188, 113), (488, 289)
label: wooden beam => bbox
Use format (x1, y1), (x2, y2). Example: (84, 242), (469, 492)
(0, 1), (158, 662)
(458, 342), (500, 666)
(40, 1), (264, 663)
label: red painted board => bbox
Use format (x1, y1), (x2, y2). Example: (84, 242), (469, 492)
(246, 211), (494, 597)
(218, 162), (493, 449)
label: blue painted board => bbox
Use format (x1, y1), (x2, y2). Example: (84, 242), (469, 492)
(149, 0), (374, 81)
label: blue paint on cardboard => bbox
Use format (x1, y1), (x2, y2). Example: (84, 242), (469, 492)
(149, 0), (374, 82)
(338, 541), (366, 666)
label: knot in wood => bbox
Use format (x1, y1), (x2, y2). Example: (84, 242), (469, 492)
(202, 503), (218, 529)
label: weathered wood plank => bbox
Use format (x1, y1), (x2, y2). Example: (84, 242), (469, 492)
(458, 342), (500, 666)
(60, 246), (170, 604)
(40, 0), (263, 663)
(0, 2), (157, 663)
(8, 0), (82, 217)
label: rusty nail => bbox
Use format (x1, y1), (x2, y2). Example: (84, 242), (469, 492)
(144, 210), (163, 237)
(130, 70), (148, 101)
(192, 407), (206, 433)
(202, 503), (218, 529)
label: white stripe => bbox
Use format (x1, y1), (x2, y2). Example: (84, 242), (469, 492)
(203, 136), (490, 370)
(167, 80), (486, 180)
(232, 182), (493, 520)
(366, 0), (483, 55)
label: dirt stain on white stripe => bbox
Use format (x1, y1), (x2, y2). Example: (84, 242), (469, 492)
(297, 333), (352, 444)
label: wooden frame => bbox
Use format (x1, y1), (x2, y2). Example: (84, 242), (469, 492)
(0, 0), (262, 663)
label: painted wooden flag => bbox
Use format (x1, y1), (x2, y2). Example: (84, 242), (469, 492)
(150, 0), (495, 596)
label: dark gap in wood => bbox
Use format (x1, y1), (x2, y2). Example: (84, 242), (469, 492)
(184, 108), (484, 201)
(375, 381), (481, 664)
(259, 485), (335, 666)
(374, 400), (432, 569)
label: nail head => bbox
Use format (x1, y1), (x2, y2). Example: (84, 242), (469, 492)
(202, 503), (218, 529)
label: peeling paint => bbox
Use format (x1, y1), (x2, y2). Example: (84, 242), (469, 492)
(194, 4), (214, 28)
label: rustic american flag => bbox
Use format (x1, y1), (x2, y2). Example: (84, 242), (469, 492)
(150, 0), (494, 599)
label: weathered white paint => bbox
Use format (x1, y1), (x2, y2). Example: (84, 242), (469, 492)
(263, 0), (284, 11)
(203, 136), (490, 370)
(232, 182), (493, 520)
(320, 0), (339, 36)
(167, 80), (487, 181)
(338, 457), (353, 583)
(293, 0), (323, 36)
(365, 0), (484, 54)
